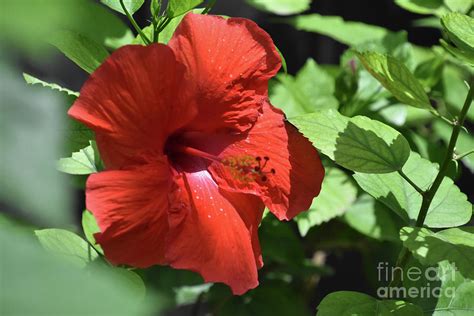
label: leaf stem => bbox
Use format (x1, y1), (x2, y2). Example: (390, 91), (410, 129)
(203, 0), (217, 14)
(390, 79), (473, 289)
(455, 149), (474, 160)
(398, 170), (425, 195)
(119, 0), (151, 45)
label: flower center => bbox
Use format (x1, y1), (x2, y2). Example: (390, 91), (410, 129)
(165, 136), (275, 183)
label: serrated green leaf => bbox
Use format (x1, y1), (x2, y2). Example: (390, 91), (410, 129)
(344, 195), (400, 241)
(167, 0), (203, 18)
(357, 51), (432, 110)
(246, 0), (310, 15)
(50, 30), (110, 74)
(289, 14), (389, 46)
(270, 59), (338, 117)
(401, 227), (474, 280)
(57, 142), (97, 175)
(395, 0), (446, 15)
(35, 229), (98, 268)
(100, 0), (145, 15)
(23, 73), (79, 97)
(290, 109), (411, 173)
(317, 291), (423, 315)
(295, 168), (357, 236)
(354, 152), (472, 227)
(82, 210), (103, 254)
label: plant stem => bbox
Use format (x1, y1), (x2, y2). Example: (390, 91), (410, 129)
(389, 79), (473, 289)
(119, 0), (151, 44)
(415, 81), (473, 226)
(398, 170), (425, 195)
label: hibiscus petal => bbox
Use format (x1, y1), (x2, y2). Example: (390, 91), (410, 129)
(169, 13), (281, 133)
(68, 44), (197, 169)
(166, 168), (264, 295)
(86, 158), (172, 268)
(189, 102), (324, 220)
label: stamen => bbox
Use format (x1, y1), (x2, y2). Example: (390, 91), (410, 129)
(171, 144), (221, 163)
(223, 154), (277, 183)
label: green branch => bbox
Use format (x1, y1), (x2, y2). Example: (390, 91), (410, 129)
(119, 0), (151, 45)
(390, 79), (473, 289)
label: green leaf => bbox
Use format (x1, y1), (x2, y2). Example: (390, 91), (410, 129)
(413, 56), (444, 89)
(260, 216), (305, 266)
(82, 210), (103, 254)
(167, 0), (203, 18)
(23, 73), (79, 97)
(290, 109), (411, 173)
(295, 168), (357, 236)
(401, 227), (474, 280)
(444, 0), (472, 13)
(441, 12), (474, 52)
(174, 284), (213, 306)
(354, 152), (472, 227)
(110, 268), (147, 299)
(395, 0), (446, 15)
(2, 228), (154, 315)
(317, 291), (423, 315)
(289, 14), (389, 46)
(440, 13), (474, 64)
(431, 261), (474, 315)
(357, 51), (433, 110)
(246, 0), (311, 15)
(35, 229), (98, 268)
(344, 195), (400, 241)
(57, 142), (97, 175)
(50, 30), (110, 74)
(100, 0), (145, 15)
(270, 59), (338, 117)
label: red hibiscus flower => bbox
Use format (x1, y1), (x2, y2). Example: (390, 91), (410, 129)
(69, 13), (324, 295)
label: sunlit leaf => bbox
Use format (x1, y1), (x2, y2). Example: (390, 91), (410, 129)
(289, 14), (389, 46)
(290, 109), (411, 173)
(82, 210), (103, 254)
(35, 229), (98, 268)
(354, 152), (472, 227)
(295, 168), (357, 236)
(58, 142), (97, 175)
(401, 227), (474, 279)
(100, 0), (145, 15)
(357, 51), (433, 110)
(167, 0), (203, 18)
(270, 59), (338, 117)
(344, 195), (400, 241)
